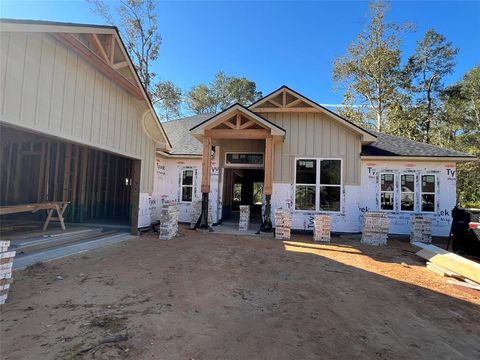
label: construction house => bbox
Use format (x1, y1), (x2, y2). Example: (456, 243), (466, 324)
(157, 86), (476, 236)
(0, 19), (170, 235)
(1, 19), (476, 240)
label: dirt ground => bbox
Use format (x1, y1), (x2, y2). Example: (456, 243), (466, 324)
(1, 225), (479, 360)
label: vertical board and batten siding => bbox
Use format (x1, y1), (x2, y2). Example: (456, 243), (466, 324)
(261, 112), (362, 185)
(0, 31), (155, 192)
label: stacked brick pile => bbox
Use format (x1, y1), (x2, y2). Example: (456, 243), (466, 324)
(207, 201), (214, 228)
(361, 212), (389, 246)
(410, 216), (432, 243)
(314, 214), (331, 242)
(159, 202), (179, 240)
(275, 209), (292, 240)
(239, 205), (250, 231)
(0, 241), (15, 305)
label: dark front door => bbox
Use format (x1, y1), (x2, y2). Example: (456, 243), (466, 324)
(222, 168), (264, 222)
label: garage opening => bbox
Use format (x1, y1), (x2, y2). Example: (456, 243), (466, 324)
(0, 125), (139, 236)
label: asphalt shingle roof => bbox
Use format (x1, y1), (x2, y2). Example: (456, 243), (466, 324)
(162, 114), (213, 155)
(162, 115), (475, 159)
(362, 131), (475, 158)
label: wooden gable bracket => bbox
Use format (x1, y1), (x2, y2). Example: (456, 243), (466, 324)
(88, 34), (110, 64)
(52, 33), (143, 99)
(251, 89), (317, 113)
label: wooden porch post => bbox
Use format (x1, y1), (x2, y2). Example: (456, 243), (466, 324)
(199, 136), (212, 229)
(201, 136), (212, 193)
(262, 136), (273, 231)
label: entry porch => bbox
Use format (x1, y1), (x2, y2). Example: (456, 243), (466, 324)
(190, 104), (285, 230)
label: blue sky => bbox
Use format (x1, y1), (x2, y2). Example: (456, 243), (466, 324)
(1, 0), (479, 106)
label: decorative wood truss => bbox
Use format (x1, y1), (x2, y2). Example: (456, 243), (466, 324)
(249, 86), (377, 143)
(52, 32), (143, 99)
(192, 105), (285, 196)
(250, 88), (319, 113)
(205, 112), (271, 140)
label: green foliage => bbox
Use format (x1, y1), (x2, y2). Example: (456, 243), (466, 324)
(186, 84), (216, 114)
(154, 81), (183, 120)
(333, 0), (409, 131)
(334, 1), (479, 207)
(336, 91), (372, 129)
(88, 0), (162, 98)
(403, 29), (459, 143)
(186, 71), (262, 114)
(441, 66), (480, 207)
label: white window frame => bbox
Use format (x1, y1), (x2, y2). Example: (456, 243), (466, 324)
(293, 157), (343, 213)
(399, 173), (416, 213)
(224, 152), (264, 168)
(420, 174), (437, 213)
(379, 172), (396, 212)
(180, 168), (195, 203)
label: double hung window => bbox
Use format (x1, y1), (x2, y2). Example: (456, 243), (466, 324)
(181, 169), (194, 202)
(380, 173), (395, 210)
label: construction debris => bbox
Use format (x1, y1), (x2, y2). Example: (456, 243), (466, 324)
(410, 216), (432, 243)
(159, 202), (179, 240)
(275, 209), (292, 240)
(313, 214), (331, 242)
(239, 205), (250, 231)
(414, 242), (480, 289)
(0, 241), (15, 305)
(361, 212), (389, 246)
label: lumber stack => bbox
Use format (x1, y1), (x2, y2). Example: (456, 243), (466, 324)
(414, 242), (480, 291)
(239, 205), (250, 231)
(361, 212), (389, 246)
(0, 241), (15, 305)
(159, 202), (179, 240)
(275, 209), (292, 240)
(313, 214), (331, 242)
(410, 216), (432, 243)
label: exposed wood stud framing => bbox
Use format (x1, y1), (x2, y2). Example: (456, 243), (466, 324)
(0, 127), (134, 224)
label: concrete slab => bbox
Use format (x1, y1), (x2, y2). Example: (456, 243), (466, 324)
(13, 233), (136, 270)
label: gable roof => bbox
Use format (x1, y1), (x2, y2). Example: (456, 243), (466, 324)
(189, 103), (286, 138)
(0, 18), (171, 150)
(162, 115), (476, 161)
(249, 85), (377, 143)
(362, 132), (476, 160)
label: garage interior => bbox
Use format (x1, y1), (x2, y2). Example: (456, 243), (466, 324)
(0, 125), (139, 266)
